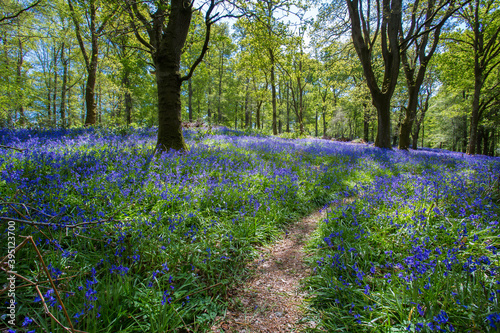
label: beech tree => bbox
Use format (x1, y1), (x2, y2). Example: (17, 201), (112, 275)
(125, 0), (236, 151)
(458, 0), (500, 155)
(345, 0), (402, 149)
(398, 0), (460, 150)
(67, 0), (118, 125)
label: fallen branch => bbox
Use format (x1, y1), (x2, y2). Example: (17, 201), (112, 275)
(0, 144), (25, 152)
(0, 216), (109, 229)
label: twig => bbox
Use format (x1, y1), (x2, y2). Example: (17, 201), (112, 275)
(0, 216), (110, 229)
(34, 285), (88, 333)
(1, 201), (56, 219)
(0, 144), (25, 152)
(173, 282), (224, 304)
(27, 236), (76, 332)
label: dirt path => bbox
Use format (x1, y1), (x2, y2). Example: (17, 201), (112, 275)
(211, 208), (329, 333)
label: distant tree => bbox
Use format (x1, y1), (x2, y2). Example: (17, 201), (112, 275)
(67, 0), (118, 125)
(457, 0), (500, 155)
(398, 0), (460, 150)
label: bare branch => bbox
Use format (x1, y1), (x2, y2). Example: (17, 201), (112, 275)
(181, 0), (217, 82)
(0, 144), (24, 152)
(0, 0), (41, 24)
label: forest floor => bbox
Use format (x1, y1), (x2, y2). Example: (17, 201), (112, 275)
(210, 208), (330, 333)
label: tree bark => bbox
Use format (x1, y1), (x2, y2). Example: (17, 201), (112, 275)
(372, 93), (393, 148)
(153, 2), (192, 151)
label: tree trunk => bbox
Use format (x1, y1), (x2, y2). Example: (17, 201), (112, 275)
(153, 0), (192, 151)
(286, 82), (290, 132)
(234, 102), (238, 129)
(489, 130), (496, 156)
(16, 36), (25, 126)
(256, 100), (262, 129)
(60, 43), (67, 127)
(155, 68), (186, 150)
(467, 73), (483, 155)
(47, 86), (51, 121)
(483, 128), (489, 156)
(269, 48), (278, 135)
(346, 0), (401, 149)
(244, 78), (250, 128)
(53, 43), (58, 125)
(363, 103), (369, 142)
(207, 85), (212, 123)
(217, 45), (224, 124)
(123, 73), (132, 125)
(399, 87), (419, 150)
(315, 107), (318, 137)
(372, 94), (392, 148)
(84, 51), (98, 125)
(188, 77), (193, 122)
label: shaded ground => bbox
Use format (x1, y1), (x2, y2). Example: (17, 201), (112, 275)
(211, 209), (328, 333)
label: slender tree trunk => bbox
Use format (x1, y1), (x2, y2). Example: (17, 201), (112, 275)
(256, 100), (262, 129)
(84, 48), (98, 125)
(60, 43), (67, 127)
(483, 128), (489, 155)
(53, 44), (58, 126)
(244, 78), (250, 128)
(315, 107), (318, 137)
(489, 130), (496, 156)
(68, 0), (114, 126)
(188, 77), (193, 122)
(468, 73), (483, 155)
(217, 46), (224, 124)
(363, 103), (369, 142)
(286, 82), (290, 132)
(47, 84), (51, 122)
(269, 48), (278, 135)
(207, 85), (212, 123)
(122, 70), (132, 125)
(234, 102), (238, 129)
(16, 36), (25, 126)
(399, 86), (419, 149)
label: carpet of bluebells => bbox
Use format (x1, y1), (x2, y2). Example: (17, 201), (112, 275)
(306, 145), (500, 332)
(0, 127), (499, 332)
(0, 127), (349, 332)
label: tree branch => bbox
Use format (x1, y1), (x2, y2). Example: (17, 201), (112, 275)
(67, 0), (90, 70)
(181, 0), (216, 82)
(0, 0), (41, 23)
(0, 145), (24, 152)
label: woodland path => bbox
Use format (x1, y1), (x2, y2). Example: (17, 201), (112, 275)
(210, 208), (330, 333)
